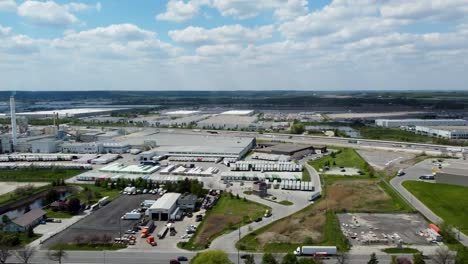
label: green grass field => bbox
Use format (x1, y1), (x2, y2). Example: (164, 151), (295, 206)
(0, 169), (82, 182)
(403, 181), (468, 235)
(179, 193), (269, 250)
(302, 169), (311, 181)
(44, 208), (74, 219)
(310, 148), (374, 177)
(0, 185), (50, 206)
(69, 184), (121, 204)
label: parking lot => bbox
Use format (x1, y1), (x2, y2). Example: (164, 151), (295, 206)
(338, 213), (433, 246)
(42, 194), (155, 248)
(357, 149), (416, 170)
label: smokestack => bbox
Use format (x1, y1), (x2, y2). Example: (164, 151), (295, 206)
(10, 96), (17, 146)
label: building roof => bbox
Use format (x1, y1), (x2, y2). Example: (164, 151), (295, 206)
(179, 194), (197, 203)
(220, 110), (254, 115)
(424, 126), (468, 132)
(150, 193), (181, 210)
(12, 209), (46, 227)
(164, 110), (200, 115)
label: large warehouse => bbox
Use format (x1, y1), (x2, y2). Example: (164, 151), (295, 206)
(147, 193), (181, 221)
(116, 131), (255, 160)
(375, 119), (467, 128)
(435, 160), (468, 187)
(415, 126), (468, 140)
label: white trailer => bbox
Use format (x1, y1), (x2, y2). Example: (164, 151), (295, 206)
(124, 212), (141, 220)
(98, 196), (110, 206)
(293, 246), (337, 256)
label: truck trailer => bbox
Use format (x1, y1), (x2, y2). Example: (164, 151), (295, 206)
(293, 246), (337, 256)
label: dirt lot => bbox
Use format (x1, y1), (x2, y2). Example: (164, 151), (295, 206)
(337, 213), (431, 246)
(42, 194), (155, 248)
(255, 179), (394, 247)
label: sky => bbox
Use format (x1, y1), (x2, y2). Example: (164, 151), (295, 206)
(0, 0), (467, 91)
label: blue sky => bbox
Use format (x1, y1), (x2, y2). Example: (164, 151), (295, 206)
(0, 0), (468, 91)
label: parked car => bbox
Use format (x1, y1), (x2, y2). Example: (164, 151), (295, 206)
(177, 256), (188, 261)
(255, 217), (262, 222)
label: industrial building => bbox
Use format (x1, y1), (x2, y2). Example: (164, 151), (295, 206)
(178, 194), (198, 211)
(115, 132), (255, 160)
(61, 142), (103, 154)
(435, 160), (468, 187)
(375, 119), (467, 128)
(197, 114), (259, 130)
(15, 108), (130, 118)
(414, 126), (468, 139)
(256, 143), (327, 159)
(220, 110), (255, 116)
(3, 209), (46, 233)
(147, 193), (181, 221)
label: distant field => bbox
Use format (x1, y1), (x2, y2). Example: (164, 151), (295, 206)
(0, 169), (82, 182)
(310, 148), (374, 177)
(357, 126), (433, 143)
(181, 193), (269, 250)
(403, 181), (468, 235)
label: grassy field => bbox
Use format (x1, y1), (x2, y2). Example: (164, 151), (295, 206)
(44, 208), (74, 219)
(356, 126), (433, 143)
(69, 184), (121, 204)
(179, 193), (269, 250)
(237, 179), (400, 252)
(302, 169), (311, 181)
(310, 148), (374, 177)
(0, 185), (50, 206)
(0, 169), (82, 182)
(403, 181), (468, 235)
(50, 243), (126, 251)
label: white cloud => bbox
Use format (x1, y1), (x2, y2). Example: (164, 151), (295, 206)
(0, 0), (16, 12)
(17, 1), (101, 27)
(274, 0), (308, 21)
(380, 0), (468, 21)
(210, 0), (280, 19)
(65, 2), (101, 12)
(156, 0), (201, 22)
(196, 43), (242, 56)
(169, 24), (274, 45)
(0, 25), (12, 36)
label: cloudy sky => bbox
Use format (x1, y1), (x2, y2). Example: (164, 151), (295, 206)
(0, 0), (467, 91)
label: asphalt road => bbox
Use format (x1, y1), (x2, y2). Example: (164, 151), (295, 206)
(390, 159), (468, 247)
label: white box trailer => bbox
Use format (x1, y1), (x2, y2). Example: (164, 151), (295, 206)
(124, 212), (141, 220)
(294, 246), (337, 256)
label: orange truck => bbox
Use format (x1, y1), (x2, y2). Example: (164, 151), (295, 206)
(141, 227), (149, 238)
(146, 236), (157, 246)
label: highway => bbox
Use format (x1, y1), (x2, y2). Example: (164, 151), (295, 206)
(390, 159), (468, 247)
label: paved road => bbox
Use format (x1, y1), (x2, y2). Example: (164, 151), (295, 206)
(390, 159), (468, 247)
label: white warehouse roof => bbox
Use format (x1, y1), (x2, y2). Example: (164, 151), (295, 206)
(220, 110), (254, 115)
(165, 110), (200, 115)
(149, 193), (181, 210)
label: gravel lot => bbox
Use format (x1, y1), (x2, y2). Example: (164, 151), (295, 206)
(42, 194), (155, 248)
(338, 213), (433, 246)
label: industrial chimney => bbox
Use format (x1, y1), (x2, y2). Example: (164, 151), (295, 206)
(10, 96), (17, 146)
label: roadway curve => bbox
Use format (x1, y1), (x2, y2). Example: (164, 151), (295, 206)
(390, 160), (468, 247)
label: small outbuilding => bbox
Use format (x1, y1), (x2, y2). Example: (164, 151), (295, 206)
(3, 209), (46, 232)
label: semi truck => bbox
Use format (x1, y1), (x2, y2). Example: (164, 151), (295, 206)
(293, 246), (337, 256)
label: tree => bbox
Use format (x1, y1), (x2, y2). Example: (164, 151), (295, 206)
(432, 247), (455, 264)
(281, 253), (298, 264)
(15, 246), (36, 264)
(413, 253), (426, 264)
(26, 226), (34, 238)
(390, 256), (397, 264)
(1, 215), (10, 224)
(262, 253), (278, 264)
(0, 248), (11, 264)
(67, 198), (81, 213)
(45, 189), (60, 204)
(191, 250), (234, 264)
(291, 123), (305, 134)
(336, 253), (349, 264)
(455, 246), (468, 264)
(368, 253), (379, 264)
(244, 254), (256, 264)
(48, 247), (67, 264)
